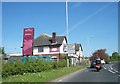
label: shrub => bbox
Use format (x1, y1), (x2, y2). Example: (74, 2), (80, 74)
(2, 58), (66, 78)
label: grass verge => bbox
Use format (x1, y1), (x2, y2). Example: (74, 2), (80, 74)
(2, 65), (87, 82)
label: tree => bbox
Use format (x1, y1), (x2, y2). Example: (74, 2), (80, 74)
(90, 49), (108, 60)
(112, 52), (119, 59)
(0, 47), (6, 55)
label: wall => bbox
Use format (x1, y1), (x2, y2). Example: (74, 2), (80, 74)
(60, 38), (67, 54)
(33, 38), (67, 56)
(33, 46), (49, 55)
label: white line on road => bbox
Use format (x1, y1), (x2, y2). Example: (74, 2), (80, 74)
(113, 69), (119, 73)
(108, 70), (116, 74)
(103, 63), (119, 74)
(110, 64), (113, 70)
(110, 64), (119, 73)
(58, 80), (62, 82)
(103, 66), (107, 70)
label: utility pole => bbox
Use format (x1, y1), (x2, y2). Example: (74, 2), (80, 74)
(66, 0), (68, 42)
(88, 35), (93, 57)
(66, 0), (69, 68)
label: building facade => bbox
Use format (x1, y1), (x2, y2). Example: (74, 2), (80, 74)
(33, 32), (67, 60)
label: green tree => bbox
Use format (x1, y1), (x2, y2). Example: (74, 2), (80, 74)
(0, 47), (6, 56)
(112, 52), (120, 59)
(0, 48), (2, 54)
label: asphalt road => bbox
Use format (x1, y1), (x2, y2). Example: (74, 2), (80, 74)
(52, 62), (120, 82)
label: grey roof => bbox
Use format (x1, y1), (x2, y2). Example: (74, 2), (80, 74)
(75, 43), (83, 51)
(33, 34), (67, 47)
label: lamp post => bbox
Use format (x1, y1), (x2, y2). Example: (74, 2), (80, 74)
(88, 35), (94, 57)
(66, 0), (69, 68)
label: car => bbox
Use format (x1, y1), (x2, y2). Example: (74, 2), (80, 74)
(90, 60), (96, 68)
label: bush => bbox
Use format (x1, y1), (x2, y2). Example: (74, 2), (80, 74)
(52, 59), (66, 69)
(2, 58), (67, 78)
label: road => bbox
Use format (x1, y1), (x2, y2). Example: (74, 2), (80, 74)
(52, 62), (120, 83)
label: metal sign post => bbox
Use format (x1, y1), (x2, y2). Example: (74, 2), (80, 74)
(64, 44), (76, 68)
(67, 44), (75, 54)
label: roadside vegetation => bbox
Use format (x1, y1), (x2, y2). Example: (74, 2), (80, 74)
(2, 65), (87, 82)
(105, 52), (120, 62)
(90, 49), (108, 61)
(90, 49), (120, 63)
(2, 58), (66, 78)
(2, 54), (89, 82)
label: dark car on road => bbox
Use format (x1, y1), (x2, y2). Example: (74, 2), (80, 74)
(90, 60), (96, 68)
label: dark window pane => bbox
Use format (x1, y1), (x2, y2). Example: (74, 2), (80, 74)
(38, 47), (43, 52)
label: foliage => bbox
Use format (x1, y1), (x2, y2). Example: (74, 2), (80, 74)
(112, 52), (120, 59)
(2, 58), (67, 78)
(3, 65), (87, 82)
(105, 52), (120, 62)
(0, 47), (6, 56)
(90, 49), (108, 60)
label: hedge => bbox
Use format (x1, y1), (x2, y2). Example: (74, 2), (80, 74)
(2, 59), (66, 78)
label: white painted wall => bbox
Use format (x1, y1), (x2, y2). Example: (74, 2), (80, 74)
(33, 38), (67, 55)
(44, 47), (49, 54)
(60, 38), (67, 54)
(33, 46), (49, 55)
(33, 47), (38, 54)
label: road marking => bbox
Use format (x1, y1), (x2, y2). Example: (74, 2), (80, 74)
(110, 64), (119, 73)
(103, 66), (107, 70)
(110, 64), (113, 70)
(113, 69), (119, 73)
(58, 80), (62, 82)
(108, 70), (116, 74)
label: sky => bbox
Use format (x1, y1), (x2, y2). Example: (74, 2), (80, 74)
(2, 2), (118, 56)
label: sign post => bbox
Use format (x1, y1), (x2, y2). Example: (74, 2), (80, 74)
(67, 44), (75, 54)
(63, 44), (69, 68)
(22, 28), (34, 62)
(64, 44), (76, 67)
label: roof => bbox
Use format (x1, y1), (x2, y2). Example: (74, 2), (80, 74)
(33, 34), (67, 47)
(75, 43), (83, 51)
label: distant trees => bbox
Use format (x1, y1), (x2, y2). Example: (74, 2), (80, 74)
(111, 52), (120, 61)
(112, 52), (119, 58)
(0, 47), (6, 56)
(90, 49), (108, 61)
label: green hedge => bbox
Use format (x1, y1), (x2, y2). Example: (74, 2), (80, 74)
(2, 59), (66, 78)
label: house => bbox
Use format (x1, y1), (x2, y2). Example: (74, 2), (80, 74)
(9, 32), (83, 64)
(33, 32), (67, 60)
(68, 43), (83, 66)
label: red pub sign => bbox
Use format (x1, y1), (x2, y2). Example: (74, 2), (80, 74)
(22, 28), (34, 56)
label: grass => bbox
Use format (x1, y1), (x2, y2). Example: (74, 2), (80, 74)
(2, 65), (87, 82)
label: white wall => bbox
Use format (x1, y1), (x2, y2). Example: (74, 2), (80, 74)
(33, 38), (67, 55)
(33, 46), (49, 55)
(60, 38), (67, 54)
(44, 47), (50, 54)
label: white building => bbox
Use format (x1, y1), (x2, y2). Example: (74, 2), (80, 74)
(9, 32), (83, 63)
(33, 32), (67, 59)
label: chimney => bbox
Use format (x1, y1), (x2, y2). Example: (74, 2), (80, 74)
(52, 32), (56, 43)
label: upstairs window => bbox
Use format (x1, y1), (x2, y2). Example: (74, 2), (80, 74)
(38, 47), (43, 52)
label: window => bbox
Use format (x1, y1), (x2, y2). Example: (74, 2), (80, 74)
(38, 47), (43, 52)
